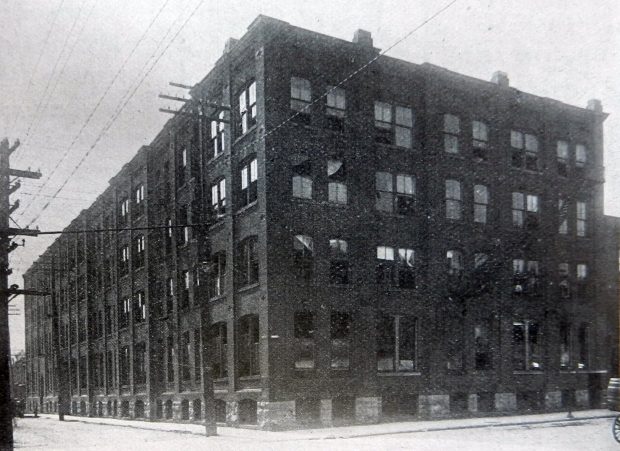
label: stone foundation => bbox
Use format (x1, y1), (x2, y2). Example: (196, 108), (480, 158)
(468, 394), (478, 413)
(575, 390), (589, 408)
(545, 391), (562, 410)
(258, 400), (296, 429)
(495, 393), (516, 412)
(419, 394), (449, 418)
(320, 399), (332, 426)
(355, 397), (381, 424)
(226, 400), (239, 424)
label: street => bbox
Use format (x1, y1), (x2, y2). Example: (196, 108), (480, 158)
(12, 412), (619, 450)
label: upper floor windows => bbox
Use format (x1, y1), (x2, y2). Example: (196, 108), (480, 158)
(291, 77), (311, 122)
(512, 192), (539, 229)
(239, 81), (257, 134)
(473, 185), (489, 224)
(472, 120), (488, 160)
(120, 198), (129, 223)
(443, 114), (460, 154)
(329, 239), (349, 284)
(292, 160), (312, 200)
(119, 244), (130, 275)
(134, 184), (145, 216)
(210, 112), (226, 158)
(238, 236), (259, 287)
(134, 235), (145, 269)
(331, 312), (351, 369)
(240, 158), (258, 207)
(376, 172), (415, 215)
(558, 198), (568, 235)
(557, 141), (569, 177)
(376, 314), (417, 372)
(326, 86), (345, 131)
(575, 144), (587, 169)
(208, 252), (226, 298)
(576, 263), (588, 280)
(134, 291), (146, 323)
(294, 311), (315, 370)
(374, 102), (413, 148)
(445, 179), (462, 220)
(327, 160), (347, 204)
(446, 250), (464, 279)
(210, 179), (226, 218)
(512, 259), (540, 295)
(511, 131), (539, 171)
(576, 201), (587, 237)
(376, 246), (416, 288)
(293, 234), (314, 280)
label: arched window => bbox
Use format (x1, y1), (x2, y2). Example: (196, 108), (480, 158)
(238, 237), (259, 286)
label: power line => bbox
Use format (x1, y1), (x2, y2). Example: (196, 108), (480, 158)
(25, 0), (206, 228)
(18, 0), (171, 215)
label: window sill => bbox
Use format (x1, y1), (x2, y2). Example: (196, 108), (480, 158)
(209, 294), (226, 303)
(235, 201), (258, 216)
(239, 375), (261, 381)
(206, 152), (227, 166)
(234, 125), (258, 144)
(238, 283), (259, 293)
(377, 371), (421, 377)
(513, 371), (544, 375)
(444, 151), (466, 160)
(510, 166), (542, 175)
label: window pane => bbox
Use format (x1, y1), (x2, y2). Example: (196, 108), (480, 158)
(292, 176), (312, 199)
(512, 192), (524, 209)
(445, 180), (461, 200)
(376, 315), (395, 371)
(473, 121), (488, 141)
(444, 134), (458, 153)
(395, 106), (413, 127)
(396, 175), (414, 195)
(474, 185), (488, 204)
(394, 126), (412, 148)
(291, 77), (311, 101)
(525, 134), (538, 152)
(398, 316), (416, 371)
(575, 144), (587, 166)
(557, 141), (569, 159)
(377, 246), (394, 261)
(376, 172), (393, 192)
(327, 86), (346, 110)
(511, 131), (523, 149)
(374, 101), (392, 123)
(250, 159), (258, 182)
(577, 201), (586, 219)
(526, 195), (539, 212)
(443, 114), (460, 134)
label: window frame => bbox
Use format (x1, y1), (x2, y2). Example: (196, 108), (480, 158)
(238, 80), (257, 135)
(443, 114), (460, 154)
(376, 314), (417, 373)
(240, 158), (258, 207)
(445, 179), (462, 220)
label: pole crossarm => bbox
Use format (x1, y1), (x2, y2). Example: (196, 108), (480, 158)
(5, 169), (42, 179)
(3, 228), (39, 237)
(1, 288), (49, 297)
(158, 108), (231, 122)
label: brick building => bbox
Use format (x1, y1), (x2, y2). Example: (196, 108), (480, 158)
(23, 15), (618, 428)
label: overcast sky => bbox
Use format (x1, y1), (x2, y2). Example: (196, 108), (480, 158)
(1, 0), (618, 354)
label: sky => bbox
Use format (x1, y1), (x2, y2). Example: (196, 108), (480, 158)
(0, 0), (618, 354)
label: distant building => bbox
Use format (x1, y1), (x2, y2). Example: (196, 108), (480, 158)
(23, 15), (618, 428)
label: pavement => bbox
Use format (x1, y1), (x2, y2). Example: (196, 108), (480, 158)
(36, 409), (617, 441)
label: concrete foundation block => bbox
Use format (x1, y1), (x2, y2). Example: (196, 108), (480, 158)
(355, 397), (381, 424)
(468, 394), (478, 413)
(495, 393), (516, 412)
(320, 399), (333, 427)
(258, 400), (296, 429)
(419, 394), (450, 418)
(545, 391), (562, 410)
(226, 400), (239, 425)
(575, 390), (589, 408)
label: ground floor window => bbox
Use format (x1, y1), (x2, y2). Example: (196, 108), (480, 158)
(512, 320), (542, 371)
(376, 314), (417, 372)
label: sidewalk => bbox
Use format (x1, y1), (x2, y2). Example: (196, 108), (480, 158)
(37, 409), (615, 442)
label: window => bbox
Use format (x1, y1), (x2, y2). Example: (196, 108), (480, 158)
(293, 235), (314, 280)
(512, 259), (540, 295)
(327, 160), (347, 204)
(208, 252), (226, 298)
(376, 246), (415, 288)
(180, 270), (190, 308)
(511, 131), (539, 170)
(180, 331), (191, 381)
(119, 346), (130, 386)
(238, 315), (259, 377)
(134, 342), (146, 384)
(474, 321), (492, 370)
(165, 218), (173, 253)
(134, 235), (145, 268)
(120, 198), (129, 223)
(443, 114), (460, 153)
(376, 314), (416, 372)
(575, 144), (587, 169)
(512, 192), (539, 229)
(291, 77), (311, 121)
(472, 120), (488, 160)
(166, 277), (174, 314)
(374, 102), (414, 148)
(239, 81), (257, 134)
(134, 184), (145, 215)
(375, 172), (415, 215)
(178, 147), (187, 186)
(294, 311), (315, 369)
(292, 159), (312, 199)
(210, 111), (227, 159)
(119, 244), (130, 275)
(446, 250), (464, 286)
(106, 350), (115, 388)
(134, 291), (146, 323)
(576, 201), (587, 237)
(209, 322), (227, 379)
(559, 322), (571, 370)
(557, 141), (569, 177)
(331, 312), (351, 369)
(329, 239), (348, 284)
(445, 180), (462, 220)
(577, 323), (589, 369)
(240, 158), (258, 207)
(326, 86), (345, 130)
(558, 198), (568, 234)
(446, 316), (464, 371)
(559, 263), (570, 298)
(512, 320), (542, 371)
(238, 237), (259, 286)
(210, 179), (226, 218)
(576, 263), (587, 280)
(193, 328), (201, 383)
(178, 206), (189, 245)
(118, 297), (131, 328)
(166, 335), (175, 383)
(473, 185), (489, 224)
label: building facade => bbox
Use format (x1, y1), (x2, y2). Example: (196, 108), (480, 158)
(23, 16), (618, 428)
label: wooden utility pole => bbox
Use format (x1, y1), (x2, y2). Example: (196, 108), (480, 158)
(0, 138), (41, 450)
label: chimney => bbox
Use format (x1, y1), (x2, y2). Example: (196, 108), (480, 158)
(491, 71), (509, 88)
(224, 38), (239, 54)
(587, 98), (603, 113)
(353, 29), (373, 47)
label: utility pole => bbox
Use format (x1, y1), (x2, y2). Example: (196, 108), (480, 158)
(49, 255), (68, 421)
(0, 137), (42, 450)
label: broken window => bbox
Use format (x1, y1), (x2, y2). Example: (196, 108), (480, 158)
(472, 120), (488, 160)
(208, 252), (226, 298)
(240, 158), (258, 207)
(329, 239), (349, 284)
(326, 86), (345, 130)
(576, 201), (587, 237)
(474, 184), (489, 224)
(291, 77), (311, 123)
(239, 80), (257, 134)
(375, 172), (415, 214)
(327, 160), (347, 204)
(238, 236), (259, 286)
(294, 311), (315, 370)
(210, 178), (226, 218)
(511, 131), (538, 170)
(238, 315), (259, 377)
(576, 263), (588, 280)
(512, 320), (543, 371)
(557, 141), (569, 177)
(443, 114), (460, 154)
(209, 322), (227, 378)
(376, 314), (416, 372)
(445, 179), (462, 220)
(293, 234), (314, 280)
(374, 102), (414, 148)
(331, 312), (351, 369)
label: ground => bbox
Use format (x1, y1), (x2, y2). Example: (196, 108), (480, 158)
(12, 411), (620, 450)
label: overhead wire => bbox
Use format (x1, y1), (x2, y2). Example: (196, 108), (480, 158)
(25, 0), (207, 227)
(18, 0), (173, 216)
